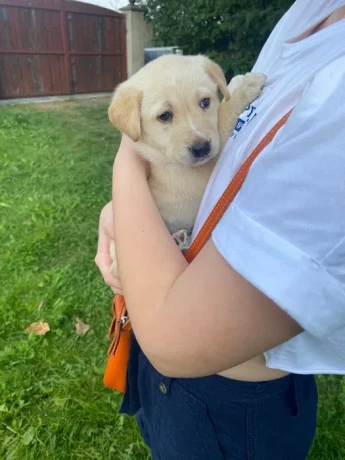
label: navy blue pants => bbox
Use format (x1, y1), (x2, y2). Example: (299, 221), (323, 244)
(120, 339), (318, 459)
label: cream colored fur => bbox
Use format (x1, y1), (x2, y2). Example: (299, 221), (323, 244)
(108, 55), (266, 276)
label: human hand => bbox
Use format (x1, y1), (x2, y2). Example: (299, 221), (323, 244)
(113, 135), (150, 179)
(95, 201), (123, 295)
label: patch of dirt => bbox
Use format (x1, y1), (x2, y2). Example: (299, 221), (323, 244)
(34, 96), (111, 111)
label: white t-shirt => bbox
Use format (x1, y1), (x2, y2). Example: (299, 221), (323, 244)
(193, 0), (345, 374)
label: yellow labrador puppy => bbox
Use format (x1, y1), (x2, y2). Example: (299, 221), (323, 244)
(108, 55), (266, 275)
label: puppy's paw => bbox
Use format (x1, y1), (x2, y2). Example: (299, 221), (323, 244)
(110, 240), (116, 261)
(110, 260), (118, 277)
(241, 72), (267, 104)
(172, 229), (192, 251)
(109, 240), (118, 277)
(228, 75), (245, 96)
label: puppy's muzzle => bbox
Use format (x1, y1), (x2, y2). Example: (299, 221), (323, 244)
(189, 141), (211, 159)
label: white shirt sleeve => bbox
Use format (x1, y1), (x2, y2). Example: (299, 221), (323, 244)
(212, 57), (345, 339)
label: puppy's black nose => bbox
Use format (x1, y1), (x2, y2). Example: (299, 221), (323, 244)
(189, 141), (211, 159)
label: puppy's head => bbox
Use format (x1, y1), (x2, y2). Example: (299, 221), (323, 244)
(108, 55), (229, 167)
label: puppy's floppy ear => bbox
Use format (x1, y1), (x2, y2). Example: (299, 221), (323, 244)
(108, 84), (143, 142)
(203, 57), (230, 102)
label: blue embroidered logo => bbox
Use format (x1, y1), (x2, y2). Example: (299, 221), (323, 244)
(231, 103), (258, 139)
(235, 118), (245, 132)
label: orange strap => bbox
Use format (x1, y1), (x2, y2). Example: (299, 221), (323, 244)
(185, 109), (293, 263)
(104, 109), (293, 393)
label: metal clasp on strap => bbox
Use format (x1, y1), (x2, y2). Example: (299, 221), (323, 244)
(120, 316), (128, 326)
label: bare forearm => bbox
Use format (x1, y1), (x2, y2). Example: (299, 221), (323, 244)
(112, 140), (187, 342)
(111, 138), (302, 378)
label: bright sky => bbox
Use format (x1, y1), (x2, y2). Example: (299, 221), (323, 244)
(117, 0), (128, 7)
(73, 0), (129, 11)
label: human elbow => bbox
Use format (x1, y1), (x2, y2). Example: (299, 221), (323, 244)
(141, 339), (210, 378)
(149, 355), (201, 378)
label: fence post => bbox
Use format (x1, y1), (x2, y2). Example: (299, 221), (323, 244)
(120, 0), (151, 78)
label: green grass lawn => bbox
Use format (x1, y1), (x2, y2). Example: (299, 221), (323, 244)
(0, 103), (150, 459)
(0, 102), (344, 459)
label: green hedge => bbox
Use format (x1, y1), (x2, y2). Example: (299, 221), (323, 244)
(142, 0), (294, 80)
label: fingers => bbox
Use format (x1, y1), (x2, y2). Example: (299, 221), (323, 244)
(95, 236), (114, 275)
(95, 254), (123, 293)
(95, 201), (123, 294)
(111, 286), (124, 295)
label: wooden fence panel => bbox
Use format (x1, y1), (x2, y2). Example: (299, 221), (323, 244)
(0, 0), (126, 99)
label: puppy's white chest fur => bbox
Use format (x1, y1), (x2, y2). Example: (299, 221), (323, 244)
(149, 159), (216, 234)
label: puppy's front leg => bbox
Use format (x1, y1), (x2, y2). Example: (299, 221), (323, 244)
(218, 72), (266, 151)
(172, 229), (192, 252)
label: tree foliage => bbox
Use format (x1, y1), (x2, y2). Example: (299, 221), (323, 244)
(141, 0), (294, 79)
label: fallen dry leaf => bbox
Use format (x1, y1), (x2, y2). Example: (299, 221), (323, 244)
(25, 321), (50, 336)
(37, 300), (44, 311)
(75, 317), (90, 336)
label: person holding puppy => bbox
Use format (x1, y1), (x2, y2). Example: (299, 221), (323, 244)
(95, 1), (345, 458)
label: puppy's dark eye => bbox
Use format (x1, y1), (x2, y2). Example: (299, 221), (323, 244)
(158, 111), (173, 122)
(200, 98), (211, 109)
